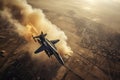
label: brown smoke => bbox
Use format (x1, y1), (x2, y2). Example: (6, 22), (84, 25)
(1, 0), (73, 58)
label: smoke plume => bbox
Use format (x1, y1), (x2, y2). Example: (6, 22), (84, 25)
(0, 0), (72, 58)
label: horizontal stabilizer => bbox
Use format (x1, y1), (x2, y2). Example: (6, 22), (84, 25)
(34, 45), (45, 54)
(43, 33), (47, 37)
(50, 39), (60, 44)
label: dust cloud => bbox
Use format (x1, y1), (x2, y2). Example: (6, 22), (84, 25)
(0, 0), (73, 58)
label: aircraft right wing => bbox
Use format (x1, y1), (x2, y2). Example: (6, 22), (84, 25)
(34, 45), (45, 54)
(50, 39), (60, 44)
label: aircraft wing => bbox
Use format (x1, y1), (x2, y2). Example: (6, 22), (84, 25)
(34, 45), (45, 54)
(50, 39), (60, 44)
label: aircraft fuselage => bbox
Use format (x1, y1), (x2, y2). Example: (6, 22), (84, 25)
(33, 32), (64, 65)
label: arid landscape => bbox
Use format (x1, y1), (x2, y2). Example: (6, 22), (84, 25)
(0, 0), (120, 80)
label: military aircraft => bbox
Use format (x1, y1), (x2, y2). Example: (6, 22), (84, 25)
(32, 32), (64, 65)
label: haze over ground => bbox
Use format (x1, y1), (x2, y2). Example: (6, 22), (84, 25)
(28, 0), (120, 32)
(28, 0), (120, 80)
(0, 0), (119, 80)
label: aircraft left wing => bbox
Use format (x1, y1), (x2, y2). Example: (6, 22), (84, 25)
(34, 45), (45, 54)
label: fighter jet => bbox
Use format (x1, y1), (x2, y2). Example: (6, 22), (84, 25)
(33, 32), (64, 65)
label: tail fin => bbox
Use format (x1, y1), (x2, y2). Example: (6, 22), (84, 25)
(41, 31), (47, 37)
(41, 31), (43, 35)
